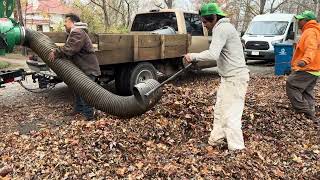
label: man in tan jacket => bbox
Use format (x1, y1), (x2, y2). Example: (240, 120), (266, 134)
(184, 3), (249, 150)
(49, 13), (101, 120)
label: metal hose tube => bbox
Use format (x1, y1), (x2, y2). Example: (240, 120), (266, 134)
(23, 29), (162, 118)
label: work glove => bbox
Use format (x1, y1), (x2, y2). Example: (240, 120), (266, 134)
(297, 60), (306, 67)
(183, 53), (197, 64)
(48, 49), (56, 62)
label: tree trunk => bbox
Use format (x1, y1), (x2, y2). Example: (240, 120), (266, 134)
(16, 0), (24, 26)
(314, 0), (320, 20)
(102, 0), (109, 31)
(164, 0), (173, 8)
(16, 0), (27, 55)
(126, 1), (131, 27)
(104, 11), (109, 31)
(242, 0), (252, 32)
(234, 0), (241, 30)
(259, 0), (266, 14)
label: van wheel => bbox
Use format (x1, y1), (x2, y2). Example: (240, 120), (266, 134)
(115, 62), (157, 96)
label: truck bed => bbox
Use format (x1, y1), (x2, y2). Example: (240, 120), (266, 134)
(43, 32), (190, 65)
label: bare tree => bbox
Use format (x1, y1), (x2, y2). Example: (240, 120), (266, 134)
(284, 0), (320, 19)
(269, 0), (289, 13)
(90, 0), (110, 30)
(164, 0), (173, 8)
(87, 0), (140, 31)
(124, 0), (133, 27)
(16, 0), (24, 26)
(259, 0), (267, 14)
(250, 0), (289, 14)
(154, 0), (173, 9)
(313, 0), (320, 19)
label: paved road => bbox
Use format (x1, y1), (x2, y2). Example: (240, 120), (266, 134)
(0, 56), (275, 103)
(0, 56), (277, 133)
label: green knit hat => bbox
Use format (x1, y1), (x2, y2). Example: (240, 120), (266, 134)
(295, 10), (316, 20)
(199, 2), (227, 17)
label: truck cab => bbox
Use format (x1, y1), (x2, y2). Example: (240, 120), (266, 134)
(241, 13), (298, 61)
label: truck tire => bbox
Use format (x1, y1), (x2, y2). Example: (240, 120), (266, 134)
(116, 62), (157, 96)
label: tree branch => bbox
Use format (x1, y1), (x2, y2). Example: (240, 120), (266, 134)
(107, 2), (125, 16)
(90, 0), (103, 8)
(154, 2), (165, 9)
(271, 0), (288, 13)
(291, 0), (313, 10)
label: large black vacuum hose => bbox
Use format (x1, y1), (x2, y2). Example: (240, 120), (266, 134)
(23, 29), (162, 118)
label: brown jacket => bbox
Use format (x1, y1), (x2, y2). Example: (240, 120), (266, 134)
(55, 27), (101, 76)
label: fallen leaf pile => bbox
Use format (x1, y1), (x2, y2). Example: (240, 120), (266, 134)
(0, 73), (319, 179)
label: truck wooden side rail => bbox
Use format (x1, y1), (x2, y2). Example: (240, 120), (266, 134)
(43, 32), (189, 63)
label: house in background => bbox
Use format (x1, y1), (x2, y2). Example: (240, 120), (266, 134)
(24, 0), (74, 32)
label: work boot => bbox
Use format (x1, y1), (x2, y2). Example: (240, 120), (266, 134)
(312, 118), (320, 128)
(85, 116), (96, 121)
(300, 112), (316, 121)
(208, 138), (226, 147)
(295, 110), (316, 120)
(84, 111), (98, 121)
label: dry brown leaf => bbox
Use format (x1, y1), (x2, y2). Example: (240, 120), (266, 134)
(292, 154), (303, 163)
(185, 114), (192, 119)
(135, 162), (144, 170)
(0, 166), (12, 177)
(116, 167), (127, 176)
(273, 168), (285, 177)
(163, 163), (178, 175)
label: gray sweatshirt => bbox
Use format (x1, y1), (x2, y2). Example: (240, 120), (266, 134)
(190, 18), (249, 77)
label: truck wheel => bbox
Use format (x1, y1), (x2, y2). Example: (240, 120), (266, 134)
(115, 62), (157, 96)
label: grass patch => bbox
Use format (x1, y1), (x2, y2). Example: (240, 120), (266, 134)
(0, 61), (10, 69)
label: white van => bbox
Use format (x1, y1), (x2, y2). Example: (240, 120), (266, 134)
(241, 13), (299, 61)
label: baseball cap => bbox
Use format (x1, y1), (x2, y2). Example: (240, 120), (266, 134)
(295, 10), (316, 20)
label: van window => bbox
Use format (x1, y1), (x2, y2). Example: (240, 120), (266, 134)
(288, 22), (293, 32)
(131, 12), (178, 31)
(286, 22), (294, 40)
(246, 21), (288, 35)
(184, 13), (204, 36)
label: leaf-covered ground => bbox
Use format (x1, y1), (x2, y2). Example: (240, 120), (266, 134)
(0, 73), (319, 179)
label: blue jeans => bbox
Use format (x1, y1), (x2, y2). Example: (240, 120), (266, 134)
(74, 75), (96, 118)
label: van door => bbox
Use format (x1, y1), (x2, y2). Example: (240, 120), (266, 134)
(184, 13), (216, 69)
